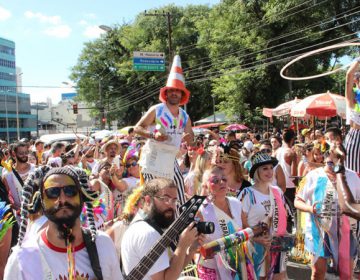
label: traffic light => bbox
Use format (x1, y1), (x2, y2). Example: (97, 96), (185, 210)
(73, 104), (78, 114)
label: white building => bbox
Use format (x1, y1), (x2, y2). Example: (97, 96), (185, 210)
(31, 96), (95, 137)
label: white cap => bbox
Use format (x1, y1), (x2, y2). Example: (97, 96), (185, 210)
(243, 140), (253, 152)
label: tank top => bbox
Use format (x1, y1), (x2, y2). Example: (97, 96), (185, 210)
(276, 147), (295, 189)
(150, 103), (188, 148)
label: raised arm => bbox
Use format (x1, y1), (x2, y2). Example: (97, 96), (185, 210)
(345, 59), (359, 109)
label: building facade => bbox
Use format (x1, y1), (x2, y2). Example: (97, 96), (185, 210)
(0, 37), (36, 142)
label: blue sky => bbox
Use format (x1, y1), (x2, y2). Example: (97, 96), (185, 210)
(0, 0), (218, 104)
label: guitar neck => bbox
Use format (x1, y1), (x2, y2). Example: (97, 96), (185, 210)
(125, 219), (185, 280)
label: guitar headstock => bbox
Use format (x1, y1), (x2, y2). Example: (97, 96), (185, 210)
(179, 195), (206, 225)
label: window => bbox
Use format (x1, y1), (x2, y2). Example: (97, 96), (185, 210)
(0, 72), (16, 81)
(0, 45), (15, 56)
(0, 59), (15, 68)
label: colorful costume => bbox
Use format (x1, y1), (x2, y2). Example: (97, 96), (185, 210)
(198, 197), (255, 280)
(139, 55), (190, 206)
(239, 186), (288, 279)
(297, 167), (360, 276)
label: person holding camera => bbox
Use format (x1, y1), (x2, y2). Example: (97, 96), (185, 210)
(196, 166), (254, 279)
(294, 144), (360, 279)
(121, 178), (203, 280)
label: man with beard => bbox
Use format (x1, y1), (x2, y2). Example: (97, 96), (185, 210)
(121, 178), (201, 280)
(2, 141), (35, 212)
(134, 55), (194, 206)
(4, 166), (122, 280)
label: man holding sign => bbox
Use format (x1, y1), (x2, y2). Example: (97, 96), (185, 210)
(134, 55), (194, 205)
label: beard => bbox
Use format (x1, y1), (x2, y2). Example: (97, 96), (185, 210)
(16, 155), (28, 163)
(147, 203), (175, 229)
(43, 201), (82, 242)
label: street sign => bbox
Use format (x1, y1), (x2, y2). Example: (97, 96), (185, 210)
(133, 51), (165, 72)
(133, 58), (165, 65)
(133, 64), (165, 71)
(133, 51), (165, 58)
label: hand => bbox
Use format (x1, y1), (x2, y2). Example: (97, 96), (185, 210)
(253, 234), (272, 249)
(154, 132), (168, 142)
(311, 201), (320, 215)
(188, 233), (206, 255)
(178, 222), (199, 249)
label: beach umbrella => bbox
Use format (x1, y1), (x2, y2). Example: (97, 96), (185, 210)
(291, 91), (346, 118)
(224, 124), (249, 131)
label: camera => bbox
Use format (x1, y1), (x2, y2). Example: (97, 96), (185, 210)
(194, 219), (215, 234)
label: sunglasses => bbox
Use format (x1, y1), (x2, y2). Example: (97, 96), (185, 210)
(260, 148), (272, 154)
(126, 161), (138, 168)
(44, 185), (79, 199)
(325, 161), (334, 167)
(209, 176), (227, 184)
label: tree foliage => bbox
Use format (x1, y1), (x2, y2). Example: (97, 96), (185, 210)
(71, 0), (360, 127)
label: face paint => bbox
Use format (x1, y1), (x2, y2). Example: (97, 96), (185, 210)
(42, 174), (80, 209)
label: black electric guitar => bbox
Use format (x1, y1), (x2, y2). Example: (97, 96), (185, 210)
(124, 195), (206, 280)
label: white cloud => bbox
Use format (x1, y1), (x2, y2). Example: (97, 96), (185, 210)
(0, 6), (11, 21)
(83, 25), (105, 38)
(44, 25), (72, 38)
(79, 19), (88, 26)
(24, 10), (62, 25)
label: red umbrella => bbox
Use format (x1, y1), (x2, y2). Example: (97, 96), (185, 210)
(224, 124), (249, 131)
(291, 91), (346, 118)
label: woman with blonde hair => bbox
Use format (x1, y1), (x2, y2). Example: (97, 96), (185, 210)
(184, 148), (212, 197)
(216, 144), (251, 197)
(239, 152), (288, 280)
(197, 166), (255, 279)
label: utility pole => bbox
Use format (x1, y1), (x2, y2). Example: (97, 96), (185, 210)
(99, 80), (105, 129)
(144, 11), (173, 66)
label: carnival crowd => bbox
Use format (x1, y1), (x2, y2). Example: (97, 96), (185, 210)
(0, 55), (360, 280)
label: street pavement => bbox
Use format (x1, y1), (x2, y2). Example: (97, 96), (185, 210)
(287, 261), (340, 280)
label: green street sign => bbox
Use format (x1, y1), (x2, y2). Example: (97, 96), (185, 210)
(133, 64), (165, 72)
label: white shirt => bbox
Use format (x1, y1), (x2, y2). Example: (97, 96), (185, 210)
(4, 230), (122, 280)
(121, 214), (170, 280)
(240, 186), (283, 227)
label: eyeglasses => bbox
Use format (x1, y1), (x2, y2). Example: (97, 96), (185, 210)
(44, 185), (79, 199)
(154, 196), (178, 205)
(126, 161), (138, 168)
(260, 148), (272, 154)
(209, 176), (227, 184)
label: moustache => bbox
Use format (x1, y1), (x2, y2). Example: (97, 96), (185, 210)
(46, 201), (78, 215)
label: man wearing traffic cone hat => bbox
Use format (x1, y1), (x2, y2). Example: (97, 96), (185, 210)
(134, 55), (194, 206)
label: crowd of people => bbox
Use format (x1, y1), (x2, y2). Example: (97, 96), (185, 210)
(0, 56), (359, 280)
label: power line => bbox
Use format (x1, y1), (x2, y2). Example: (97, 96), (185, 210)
(107, 12), (359, 105)
(107, 34), (359, 112)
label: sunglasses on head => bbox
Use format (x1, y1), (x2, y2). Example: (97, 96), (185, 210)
(44, 185), (79, 199)
(126, 161), (138, 168)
